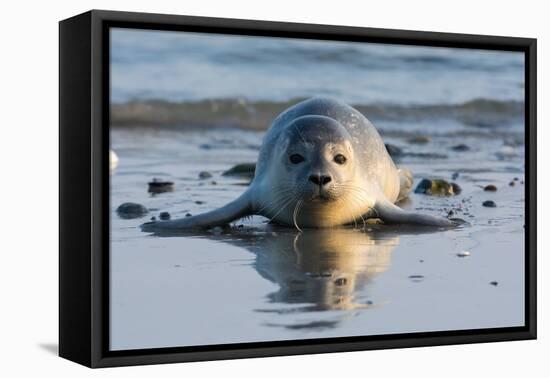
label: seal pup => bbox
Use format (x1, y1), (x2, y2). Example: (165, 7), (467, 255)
(142, 97), (458, 232)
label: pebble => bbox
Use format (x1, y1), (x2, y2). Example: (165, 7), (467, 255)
(415, 178), (461, 196)
(109, 150), (119, 171)
(159, 212), (171, 220)
(222, 163), (256, 178)
(195, 200), (205, 205)
(185, 213), (192, 217)
(456, 251), (471, 257)
(116, 202), (148, 219)
(148, 178), (174, 194)
(452, 172), (459, 180)
(198, 171), (212, 179)
(484, 184), (498, 192)
(451, 144), (470, 152)
(495, 146), (518, 159)
(490, 281), (499, 286)
(509, 181), (516, 187)
(482, 200), (497, 208)
(407, 136), (431, 144)
(408, 275), (425, 282)
(385, 143), (403, 157)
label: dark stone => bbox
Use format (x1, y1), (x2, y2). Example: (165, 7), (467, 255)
(222, 163), (256, 179)
(414, 179), (432, 194)
(407, 136), (431, 144)
(406, 152), (448, 159)
(482, 200), (497, 208)
(484, 184), (498, 192)
(148, 178), (174, 194)
(195, 200), (205, 205)
(198, 171), (212, 179)
(451, 144), (470, 152)
(116, 202), (148, 219)
(415, 178), (461, 196)
(451, 183), (462, 195)
(490, 281), (499, 286)
(385, 143), (403, 157)
(159, 212), (171, 220)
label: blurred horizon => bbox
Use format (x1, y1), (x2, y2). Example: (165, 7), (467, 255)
(110, 27), (524, 106)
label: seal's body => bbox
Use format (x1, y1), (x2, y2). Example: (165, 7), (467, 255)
(142, 97), (454, 232)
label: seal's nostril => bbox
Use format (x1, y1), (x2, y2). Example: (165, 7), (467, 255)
(309, 175), (320, 185)
(309, 175), (332, 186)
(321, 175), (332, 185)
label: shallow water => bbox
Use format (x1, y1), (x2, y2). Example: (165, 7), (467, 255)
(110, 123), (525, 351)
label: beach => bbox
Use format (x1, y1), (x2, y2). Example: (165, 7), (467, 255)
(109, 28), (525, 350)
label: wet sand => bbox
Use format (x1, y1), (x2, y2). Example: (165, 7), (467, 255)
(109, 125), (525, 351)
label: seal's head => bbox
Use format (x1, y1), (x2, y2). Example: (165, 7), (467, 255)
(262, 114), (374, 228)
(280, 115), (356, 204)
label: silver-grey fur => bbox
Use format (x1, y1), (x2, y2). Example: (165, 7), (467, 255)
(141, 97), (456, 232)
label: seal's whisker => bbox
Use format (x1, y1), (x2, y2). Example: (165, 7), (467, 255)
(266, 196), (295, 224)
(256, 189), (295, 215)
(351, 205), (360, 229)
(259, 193), (291, 217)
(350, 196), (368, 230)
(293, 200), (303, 232)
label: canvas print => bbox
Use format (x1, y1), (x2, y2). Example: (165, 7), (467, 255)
(109, 28), (525, 351)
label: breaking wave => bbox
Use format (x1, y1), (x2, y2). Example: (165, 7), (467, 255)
(111, 97), (524, 130)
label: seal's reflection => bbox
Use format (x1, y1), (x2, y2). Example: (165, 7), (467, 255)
(150, 225), (400, 330)
(252, 229), (397, 314)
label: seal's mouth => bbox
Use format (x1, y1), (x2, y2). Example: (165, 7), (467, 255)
(307, 193), (336, 203)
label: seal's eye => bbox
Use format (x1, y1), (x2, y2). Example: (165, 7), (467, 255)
(334, 154), (347, 165)
(289, 154), (305, 164)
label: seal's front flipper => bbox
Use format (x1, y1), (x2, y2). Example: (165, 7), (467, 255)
(141, 191), (252, 233)
(374, 199), (457, 227)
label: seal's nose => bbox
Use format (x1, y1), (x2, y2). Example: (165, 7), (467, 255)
(309, 174), (332, 186)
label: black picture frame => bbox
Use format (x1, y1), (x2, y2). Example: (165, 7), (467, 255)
(59, 9), (537, 368)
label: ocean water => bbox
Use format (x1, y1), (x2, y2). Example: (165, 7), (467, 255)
(109, 28), (526, 351)
(111, 28), (524, 105)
